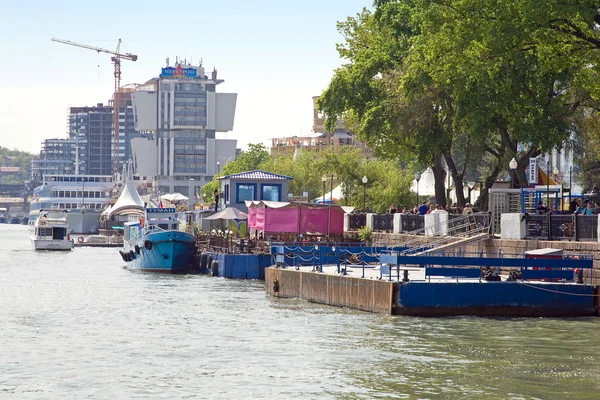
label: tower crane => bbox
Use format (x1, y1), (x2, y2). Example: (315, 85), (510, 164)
(51, 38), (138, 177)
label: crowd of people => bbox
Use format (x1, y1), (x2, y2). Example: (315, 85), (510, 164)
(537, 198), (598, 215)
(382, 201), (477, 215)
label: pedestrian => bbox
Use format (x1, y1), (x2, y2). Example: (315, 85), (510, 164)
(389, 204), (397, 214)
(462, 203), (474, 215)
(537, 201), (548, 214)
(418, 201), (429, 215)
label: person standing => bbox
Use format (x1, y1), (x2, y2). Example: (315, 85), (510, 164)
(418, 201), (429, 215)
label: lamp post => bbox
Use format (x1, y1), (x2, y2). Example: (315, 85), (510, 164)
(509, 158), (518, 189)
(217, 161), (220, 175)
(330, 174), (334, 203)
(414, 172), (421, 204)
(321, 176), (327, 203)
(553, 166), (560, 212)
(569, 165), (573, 207)
(362, 175), (368, 211)
(188, 178), (195, 211)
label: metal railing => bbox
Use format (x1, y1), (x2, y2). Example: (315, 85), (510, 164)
(400, 214), (425, 232)
(525, 214), (597, 241)
(373, 214), (394, 232)
(381, 212), (491, 255)
(349, 214), (366, 230)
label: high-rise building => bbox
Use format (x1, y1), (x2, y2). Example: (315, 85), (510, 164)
(31, 138), (77, 183)
(69, 103), (113, 175)
(131, 60), (238, 196)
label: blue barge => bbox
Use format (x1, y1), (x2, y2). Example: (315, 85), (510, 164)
(267, 245), (600, 317)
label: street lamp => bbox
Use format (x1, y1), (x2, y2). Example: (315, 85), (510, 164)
(414, 172), (421, 204)
(188, 178), (195, 211)
(217, 161), (220, 175)
(553, 166), (560, 212)
(321, 176), (327, 203)
(330, 174), (334, 203)
(509, 158), (518, 189)
(569, 166), (573, 207)
(362, 175), (368, 211)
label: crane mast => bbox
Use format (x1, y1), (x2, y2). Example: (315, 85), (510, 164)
(51, 38), (138, 178)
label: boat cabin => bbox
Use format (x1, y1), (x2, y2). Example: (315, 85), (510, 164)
(34, 210), (69, 240)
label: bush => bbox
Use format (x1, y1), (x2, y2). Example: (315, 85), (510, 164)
(357, 226), (372, 243)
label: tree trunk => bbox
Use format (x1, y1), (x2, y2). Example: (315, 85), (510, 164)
(475, 163), (503, 211)
(432, 154), (447, 206)
(515, 147), (540, 188)
(443, 151), (467, 207)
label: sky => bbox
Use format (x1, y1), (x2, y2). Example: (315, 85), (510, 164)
(0, 0), (370, 154)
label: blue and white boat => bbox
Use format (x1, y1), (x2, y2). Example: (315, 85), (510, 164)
(121, 207), (196, 273)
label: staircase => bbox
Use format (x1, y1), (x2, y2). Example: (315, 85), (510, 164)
(379, 212), (491, 256)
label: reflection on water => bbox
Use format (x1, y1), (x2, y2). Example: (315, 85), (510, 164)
(1, 224), (600, 399)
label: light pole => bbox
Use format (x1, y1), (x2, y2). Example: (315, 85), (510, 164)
(217, 161), (220, 175)
(330, 174), (334, 203)
(414, 172), (421, 204)
(546, 160), (550, 211)
(362, 175), (368, 211)
(321, 177), (327, 203)
(569, 166), (573, 207)
(553, 166), (560, 212)
(188, 178), (195, 211)
(509, 158), (518, 189)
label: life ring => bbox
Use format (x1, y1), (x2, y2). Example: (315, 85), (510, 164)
(77, 236), (84, 243)
(144, 240), (153, 250)
(140, 217), (145, 228)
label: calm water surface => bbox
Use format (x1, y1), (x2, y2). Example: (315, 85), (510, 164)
(1, 224), (600, 399)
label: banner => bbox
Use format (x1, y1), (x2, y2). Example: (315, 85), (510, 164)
(529, 158), (538, 184)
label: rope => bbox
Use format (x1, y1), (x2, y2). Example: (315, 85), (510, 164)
(517, 281), (600, 297)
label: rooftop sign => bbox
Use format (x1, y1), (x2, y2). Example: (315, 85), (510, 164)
(161, 64), (197, 78)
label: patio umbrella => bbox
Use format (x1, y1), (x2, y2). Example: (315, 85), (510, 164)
(204, 207), (248, 221)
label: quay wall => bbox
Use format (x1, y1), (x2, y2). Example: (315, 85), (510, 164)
(265, 267), (394, 314)
(372, 233), (600, 285)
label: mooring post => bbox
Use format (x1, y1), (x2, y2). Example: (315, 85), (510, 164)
(361, 251), (365, 278)
(335, 246), (340, 274)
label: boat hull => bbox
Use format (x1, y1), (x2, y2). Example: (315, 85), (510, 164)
(31, 238), (74, 251)
(123, 230), (195, 273)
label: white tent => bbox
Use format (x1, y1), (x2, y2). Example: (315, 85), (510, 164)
(313, 184), (343, 203)
(160, 193), (188, 202)
(108, 182), (145, 217)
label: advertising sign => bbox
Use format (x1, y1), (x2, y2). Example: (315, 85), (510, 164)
(529, 158), (538, 184)
(161, 64), (197, 78)
(146, 208), (176, 213)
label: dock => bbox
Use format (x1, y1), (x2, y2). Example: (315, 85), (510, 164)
(266, 244), (600, 317)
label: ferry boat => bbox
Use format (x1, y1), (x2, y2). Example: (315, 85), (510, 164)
(120, 207), (196, 273)
(28, 174), (114, 234)
(30, 209), (74, 251)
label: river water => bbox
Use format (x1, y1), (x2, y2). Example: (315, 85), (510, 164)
(1, 224), (600, 399)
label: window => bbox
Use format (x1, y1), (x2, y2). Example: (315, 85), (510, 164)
(261, 184), (281, 202)
(236, 183), (256, 203)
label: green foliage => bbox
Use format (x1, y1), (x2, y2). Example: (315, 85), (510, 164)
(357, 226), (372, 243)
(200, 144), (270, 201)
(0, 146), (35, 184)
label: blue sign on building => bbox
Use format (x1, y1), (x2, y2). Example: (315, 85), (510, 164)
(161, 65), (197, 78)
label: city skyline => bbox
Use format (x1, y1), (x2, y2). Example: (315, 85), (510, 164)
(0, 0), (369, 154)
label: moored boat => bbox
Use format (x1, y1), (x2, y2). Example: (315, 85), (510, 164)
(120, 207), (195, 273)
(30, 209), (74, 251)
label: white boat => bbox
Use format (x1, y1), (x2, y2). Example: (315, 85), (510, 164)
(30, 209), (74, 251)
(28, 174), (114, 234)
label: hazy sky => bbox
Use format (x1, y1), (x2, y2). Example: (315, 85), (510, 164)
(0, 0), (370, 154)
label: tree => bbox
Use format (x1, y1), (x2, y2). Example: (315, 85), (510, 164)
(200, 143), (271, 201)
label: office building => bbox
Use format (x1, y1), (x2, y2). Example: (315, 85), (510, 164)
(131, 60), (238, 196)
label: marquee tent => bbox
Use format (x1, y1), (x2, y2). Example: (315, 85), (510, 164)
(246, 201), (353, 235)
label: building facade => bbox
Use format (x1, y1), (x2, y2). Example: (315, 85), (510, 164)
(131, 60), (238, 196)
(68, 103), (113, 176)
(270, 96), (372, 158)
(31, 139), (77, 183)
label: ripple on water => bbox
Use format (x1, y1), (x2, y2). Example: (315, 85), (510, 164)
(2, 224), (600, 399)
